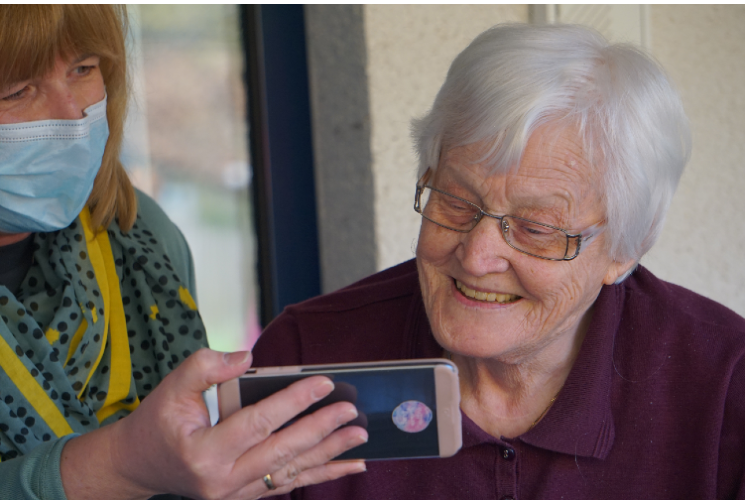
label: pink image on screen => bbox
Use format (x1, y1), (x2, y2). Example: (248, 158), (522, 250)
(392, 400), (433, 433)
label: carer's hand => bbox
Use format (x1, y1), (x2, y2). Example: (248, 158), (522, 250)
(61, 348), (368, 500)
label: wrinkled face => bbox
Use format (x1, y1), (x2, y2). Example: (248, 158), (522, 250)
(416, 125), (630, 363)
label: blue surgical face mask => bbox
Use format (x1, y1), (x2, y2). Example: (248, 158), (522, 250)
(0, 96), (109, 234)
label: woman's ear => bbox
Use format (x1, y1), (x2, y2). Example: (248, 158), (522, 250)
(603, 259), (638, 285)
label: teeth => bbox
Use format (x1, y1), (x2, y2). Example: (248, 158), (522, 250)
(456, 280), (520, 304)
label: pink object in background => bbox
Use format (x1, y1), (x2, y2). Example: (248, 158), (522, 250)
(243, 303), (261, 350)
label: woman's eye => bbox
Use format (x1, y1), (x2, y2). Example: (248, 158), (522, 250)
(447, 200), (471, 212)
(2, 86), (28, 101)
(512, 220), (552, 238)
(74, 65), (95, 76)
(525, 226), (549, 235)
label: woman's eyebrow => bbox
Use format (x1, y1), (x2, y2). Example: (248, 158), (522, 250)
(509, 194), (571, 215)
(71, 53), (97, 64)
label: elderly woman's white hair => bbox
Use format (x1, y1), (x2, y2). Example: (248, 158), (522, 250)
(412, 23), (691, 279)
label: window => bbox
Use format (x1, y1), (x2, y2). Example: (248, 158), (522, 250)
(122, 5), (260, 351)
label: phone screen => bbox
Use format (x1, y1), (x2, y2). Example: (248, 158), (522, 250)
(238, 366), (440, 460)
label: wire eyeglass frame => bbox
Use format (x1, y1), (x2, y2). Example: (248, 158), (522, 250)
(413, 170), (603, 261)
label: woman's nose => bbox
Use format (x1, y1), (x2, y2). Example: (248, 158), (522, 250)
(457, 218), (512, 276)
(46, 83), (87, 120)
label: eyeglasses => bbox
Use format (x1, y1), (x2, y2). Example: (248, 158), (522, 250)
(413, 171), (603, 261)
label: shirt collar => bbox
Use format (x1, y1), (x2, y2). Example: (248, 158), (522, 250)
(519, 282), (624, 459)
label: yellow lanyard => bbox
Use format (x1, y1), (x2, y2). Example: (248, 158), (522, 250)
(79, 208), (140, 423)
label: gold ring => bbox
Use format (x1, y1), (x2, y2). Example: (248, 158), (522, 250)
(262, 473), (277, 490)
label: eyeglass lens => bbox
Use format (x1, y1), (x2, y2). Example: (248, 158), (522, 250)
(418, 186), (577, 260)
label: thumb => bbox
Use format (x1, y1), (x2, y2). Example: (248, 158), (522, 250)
(168, 348), (253, 395)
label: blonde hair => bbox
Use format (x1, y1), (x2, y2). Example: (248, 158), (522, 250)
(0, 5), (137, 231)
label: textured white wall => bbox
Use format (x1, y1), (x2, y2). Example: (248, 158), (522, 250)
(364, 5), (529, 271)
(363, 5), (745, 317)
(641, 5), (745, 316)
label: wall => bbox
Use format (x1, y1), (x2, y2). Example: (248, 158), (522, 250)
(640, 5), (745, 316)
(364, 5), (529, 271)
(305, 6), (377, 294)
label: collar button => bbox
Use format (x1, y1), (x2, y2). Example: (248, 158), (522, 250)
(501, 447), (516, 460)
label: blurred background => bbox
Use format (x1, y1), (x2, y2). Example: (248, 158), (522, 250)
(122, 5), (257, 352)
(121, 5), (745, 352)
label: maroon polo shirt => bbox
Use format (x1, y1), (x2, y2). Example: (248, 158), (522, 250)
(252, 260), (745, 500)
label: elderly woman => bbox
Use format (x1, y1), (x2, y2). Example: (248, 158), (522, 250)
(0, 5), (367, 500)
(252, 23), (745, 499)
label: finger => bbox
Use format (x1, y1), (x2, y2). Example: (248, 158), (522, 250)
(211, 376), (336, 456)
(237, 458), (366, 499)
(166, 348), (253, 395)
(266, 423), (368, 489)
(286, 425), (368, 475)
(224, 423), (366, 500)
(249, 462), (367, 499)
(271, 461), (367, 496)
(234, 401), (363, 479)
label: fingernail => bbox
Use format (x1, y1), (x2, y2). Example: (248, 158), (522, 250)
(223, 351), (251, 366)
(347, 432), (368, 447)
(336, 407), (358, 426)
(311, 379), (334, 401)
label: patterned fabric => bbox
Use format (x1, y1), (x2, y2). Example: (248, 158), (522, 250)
(0, 207), (208, 460)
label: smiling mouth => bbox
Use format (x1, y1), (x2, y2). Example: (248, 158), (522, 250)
(455, 280), (521, 304)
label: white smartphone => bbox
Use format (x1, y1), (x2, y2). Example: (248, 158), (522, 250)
(218, 359), (462, 461)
